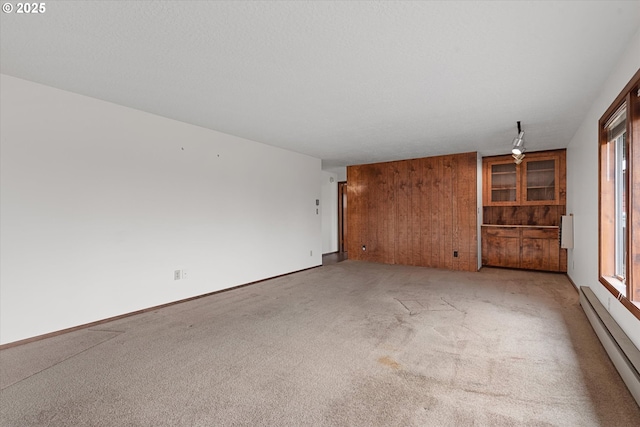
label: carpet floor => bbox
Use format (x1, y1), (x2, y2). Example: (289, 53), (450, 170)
(1, 261), (639, 426)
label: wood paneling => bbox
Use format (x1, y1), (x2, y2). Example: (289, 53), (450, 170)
(410, 160), (422, 266)
(347, 152), (478, 272)
(421, 157), (434, 267)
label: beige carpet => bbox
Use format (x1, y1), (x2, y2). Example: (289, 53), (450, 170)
(1, 261), (639, 426)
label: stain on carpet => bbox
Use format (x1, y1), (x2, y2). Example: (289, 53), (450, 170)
(378, 356), (401, 370)
(395, 299), (423, 315)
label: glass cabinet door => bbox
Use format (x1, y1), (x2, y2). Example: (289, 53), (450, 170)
(491, 162), (517, 202)
(525, 159), (556, 202)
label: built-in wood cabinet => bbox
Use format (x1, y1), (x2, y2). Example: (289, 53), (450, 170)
(482, 149), (567, 272)
(484, 150), (566, 206)
(482, 226), (520, 268)
(482, 225), (564, 272)
(524, 158), (558, 204)
(520, 227), (562, 271)
(486, 160), (518, 204)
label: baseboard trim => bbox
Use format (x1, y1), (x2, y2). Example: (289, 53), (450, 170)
(579, 286), (640, 406)
(0, 264), (321, 350)
(565, 273), (579, 293)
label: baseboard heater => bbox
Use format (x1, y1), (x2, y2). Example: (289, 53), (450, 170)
(579, 286), (640, 406)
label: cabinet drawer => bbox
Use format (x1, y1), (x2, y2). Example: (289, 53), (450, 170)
(483, 227), (520, 238)
(521, 228), (558, 239)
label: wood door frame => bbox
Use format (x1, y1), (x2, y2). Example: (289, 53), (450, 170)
(338, 181), (347, 253)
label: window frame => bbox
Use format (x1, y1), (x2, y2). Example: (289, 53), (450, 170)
(598, 68), (640, 319)
(613, 127), (626, 281)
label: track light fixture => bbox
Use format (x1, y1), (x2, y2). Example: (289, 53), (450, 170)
(511, 121), (526, 162)
(512, 132), (525, 154)
(512, 152), (525, 165)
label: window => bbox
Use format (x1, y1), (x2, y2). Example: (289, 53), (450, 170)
(598, 69), (640, 318)
(612, 111), (627, 282)
(604, 106), (627, 288)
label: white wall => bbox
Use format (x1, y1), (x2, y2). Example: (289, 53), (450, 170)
(566, 28), (640, 349)
(320, 171), (338, 254)
(0, 75), (322, 345)
(324, 166), (347, 182)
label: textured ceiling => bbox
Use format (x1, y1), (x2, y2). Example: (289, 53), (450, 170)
(1, 1), (639, 169)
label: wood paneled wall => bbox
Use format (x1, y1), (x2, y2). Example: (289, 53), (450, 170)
(346, 152), (478, 272)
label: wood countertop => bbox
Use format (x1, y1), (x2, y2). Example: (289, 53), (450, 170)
(481, 224), (559, 229)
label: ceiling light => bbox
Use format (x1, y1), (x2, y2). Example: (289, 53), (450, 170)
(512, 131), (525, 154)
(512, 152), (525, 164)
(511, 121), (526, 160)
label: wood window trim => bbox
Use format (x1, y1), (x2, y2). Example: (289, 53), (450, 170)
(598, 277), (640, 317)
(598, 68), (640, 321)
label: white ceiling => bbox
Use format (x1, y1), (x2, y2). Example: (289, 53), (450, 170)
(1, 1), (639, 169)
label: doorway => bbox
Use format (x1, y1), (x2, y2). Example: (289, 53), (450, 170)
(338, 181), (347, 253)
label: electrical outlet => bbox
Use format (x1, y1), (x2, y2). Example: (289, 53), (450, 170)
(182, 269), (188, 279)
(453, 251), (458, 258)
(174, 270), (181, 280)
